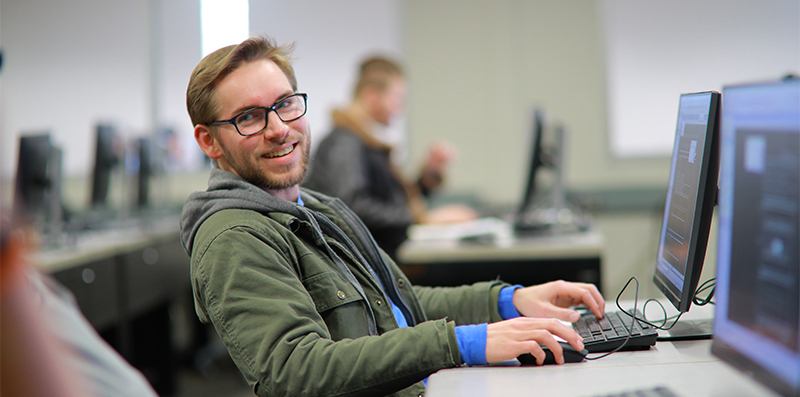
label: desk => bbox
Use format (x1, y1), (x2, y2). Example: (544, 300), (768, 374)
(426, 304), (781, 397)
(33, 216), (190, 396)
(426, 340), (778, 396)
(397, 231), (604, 292)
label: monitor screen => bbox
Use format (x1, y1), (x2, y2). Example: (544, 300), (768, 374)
(711, 78), (800, 397)
(653, 91), (721, 314)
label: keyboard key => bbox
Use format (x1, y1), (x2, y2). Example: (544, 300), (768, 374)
(576, 309), (658, 353)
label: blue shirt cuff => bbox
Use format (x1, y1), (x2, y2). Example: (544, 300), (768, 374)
(498, 285), (523, 320)
(454, 324), (488, 366)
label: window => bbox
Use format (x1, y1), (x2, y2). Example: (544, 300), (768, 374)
(200, 0), (249, 56)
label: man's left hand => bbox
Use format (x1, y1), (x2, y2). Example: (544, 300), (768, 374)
(512, 280), (605, 322)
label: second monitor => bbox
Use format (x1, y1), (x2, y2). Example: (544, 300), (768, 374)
(651, 90), (721, 339)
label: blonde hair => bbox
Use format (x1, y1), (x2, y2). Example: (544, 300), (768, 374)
(186, 35), (296, 127)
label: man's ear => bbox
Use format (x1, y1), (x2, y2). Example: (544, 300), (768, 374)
(194, 124), (223, 160)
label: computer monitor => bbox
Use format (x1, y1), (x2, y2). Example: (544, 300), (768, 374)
(13, 133), (65, 237)
(513, 109), (591, 235)
(711, 78), (799, 397)
(90, 123), (121, 209)
(651, 91), (721, 339)
(515, 108), (545, 225)
(135, 137), (153, 209)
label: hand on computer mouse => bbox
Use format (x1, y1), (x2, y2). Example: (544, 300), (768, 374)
(485, 317), (584, 364)
(517, 343), (588, 366)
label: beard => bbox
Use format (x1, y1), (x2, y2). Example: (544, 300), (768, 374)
(220, 136), (311, 191)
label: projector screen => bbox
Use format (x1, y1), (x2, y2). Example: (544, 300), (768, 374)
(601, 0), (800, 158)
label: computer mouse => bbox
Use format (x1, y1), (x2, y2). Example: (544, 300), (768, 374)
(517, 343), (588, 365)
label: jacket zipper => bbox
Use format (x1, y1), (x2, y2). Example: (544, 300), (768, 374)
(326, 199), (418, 326)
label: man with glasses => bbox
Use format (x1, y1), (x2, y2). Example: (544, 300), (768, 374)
(181, 35), (604, 397)
(304, 56), (478, 260)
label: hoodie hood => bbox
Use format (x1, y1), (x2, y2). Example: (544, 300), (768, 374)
(180, 168), (304, 255)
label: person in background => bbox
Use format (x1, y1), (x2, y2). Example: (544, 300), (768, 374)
(303, 56), (477, 259)
(181, 34), (604, 397)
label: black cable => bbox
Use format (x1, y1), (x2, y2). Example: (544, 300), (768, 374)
(585, 276), (641, 360)
(583, 276), (716, 361)
(636, 278), (716, 329)
(692, 278), (716, 306)
(632, 299), (684, 331)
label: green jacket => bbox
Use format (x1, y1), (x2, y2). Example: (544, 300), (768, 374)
(181, 169), (506, 396)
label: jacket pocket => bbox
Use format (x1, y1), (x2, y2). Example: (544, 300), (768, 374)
(302, 272), (371, 339)
(302, 272), (363, 312)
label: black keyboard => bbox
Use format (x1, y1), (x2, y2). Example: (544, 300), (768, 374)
(588, 385), (679, 397)
(574, 310), (658, 353)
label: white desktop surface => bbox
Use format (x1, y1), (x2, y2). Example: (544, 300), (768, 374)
(32, 216), (180, 272)
(398, 230), (603, 264)
(426, 352), (779, 397)
(427, 302), (781, 397)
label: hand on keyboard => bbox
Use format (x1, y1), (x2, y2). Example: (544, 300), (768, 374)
(511, 280), (606, 322)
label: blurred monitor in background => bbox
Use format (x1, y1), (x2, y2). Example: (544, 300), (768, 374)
(13, 133), (65, 241)
(90, 123), (122, 210)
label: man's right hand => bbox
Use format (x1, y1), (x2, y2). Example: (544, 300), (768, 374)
(485, 317), (584, 365)
(422, 204), (479, 224)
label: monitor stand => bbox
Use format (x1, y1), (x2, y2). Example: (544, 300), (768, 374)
(656, 318), (714, 341)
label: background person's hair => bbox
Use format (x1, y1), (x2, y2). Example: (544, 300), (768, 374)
(353, 56), (404, 99)
(186, 35), (297, 129)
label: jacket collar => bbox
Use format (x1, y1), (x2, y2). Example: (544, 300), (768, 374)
(331, 107), (393, 152)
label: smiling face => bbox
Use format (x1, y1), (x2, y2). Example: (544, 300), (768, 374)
(194, 59), (311, 201)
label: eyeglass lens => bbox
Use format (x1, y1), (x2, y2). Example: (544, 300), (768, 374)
(236, 95), (305, 136)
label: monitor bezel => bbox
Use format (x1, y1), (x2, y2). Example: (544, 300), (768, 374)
(652, 91), (721, 313)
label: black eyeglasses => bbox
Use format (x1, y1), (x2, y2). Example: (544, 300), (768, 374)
(207, 93), (308, 137)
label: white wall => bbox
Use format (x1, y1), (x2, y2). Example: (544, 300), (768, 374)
(402, 0), (799, 206)
(1, 0), (152, 178)
(603, 0), (800, 158)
